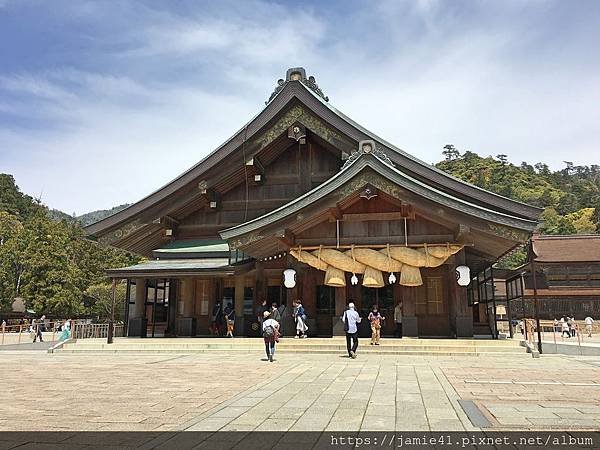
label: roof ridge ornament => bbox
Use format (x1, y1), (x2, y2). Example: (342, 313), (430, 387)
(341, 140), (395, 170)
(265, 67), (329, 105)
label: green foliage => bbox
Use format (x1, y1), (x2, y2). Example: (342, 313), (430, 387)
(496, 247), (527, 270)
(436, 149), (599, 236)
(86, 282), (127, 321)
(0, 174), (139, 316)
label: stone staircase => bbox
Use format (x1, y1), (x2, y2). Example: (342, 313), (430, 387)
(58, 337), (526, 356)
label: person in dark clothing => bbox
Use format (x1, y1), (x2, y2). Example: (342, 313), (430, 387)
(256, 300), (269, 327)
(34, 315), (46, 343)
(211, 300), (223, 336)
(270, 302), (281, 322)
(224, 303), (235, 337)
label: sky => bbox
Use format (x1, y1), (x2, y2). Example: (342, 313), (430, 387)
(0, 0), (599, 215)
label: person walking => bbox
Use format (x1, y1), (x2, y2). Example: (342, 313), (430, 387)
(210, 300), (223, 336)
(585, 315), (594, 338)
(561, 317), (570, 338)
(270, 302), (281, 323)
(293, 300), (308, 339)
(33, 315), (45, 343)
(368, 305), (384, 345)
(29, 319), (37, 343)
(224, 302), (235, 338)
(262, 311), (280, 362)
(256, 300), (269, 328)
(568, 316), (576, 338)
(394, 300), (403, 338)
(60, 318), (72, 341)
(342, 302), (361, 359)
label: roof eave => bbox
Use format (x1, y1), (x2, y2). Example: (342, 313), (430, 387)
(220, 153), (538, 241)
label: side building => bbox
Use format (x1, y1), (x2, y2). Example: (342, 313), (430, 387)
(86, 67), (541, 338)
(506, 235), (600, 321)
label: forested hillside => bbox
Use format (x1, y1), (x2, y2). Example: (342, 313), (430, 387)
(436, 146), (600, 234)
(48, 204), (131, 226)
(0, 174), (139, 317)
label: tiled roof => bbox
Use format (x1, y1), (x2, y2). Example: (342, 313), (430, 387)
(533, 235), (600, 263)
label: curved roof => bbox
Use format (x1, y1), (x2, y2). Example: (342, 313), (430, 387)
(86, 68), (541, 237)
(220, 150), (538, 241)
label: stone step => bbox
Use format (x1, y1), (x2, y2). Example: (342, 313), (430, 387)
(63, 343), (522, 352)
(68, 337), (522, 346)
(59, 337), (526, 356)
(59, 347), (523, 356)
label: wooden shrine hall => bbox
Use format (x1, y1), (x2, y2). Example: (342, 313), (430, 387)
(86, 67), (541, 338)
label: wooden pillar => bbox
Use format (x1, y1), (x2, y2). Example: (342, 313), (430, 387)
(181, 278), (195, 317)
(131, 278), (146, 318)
(255, 262), (265, 308)
(234, 275), (245, 334)
(401, 285), (418, 337)
(333, 286), (347, 335)
(453, 250), (473, 337)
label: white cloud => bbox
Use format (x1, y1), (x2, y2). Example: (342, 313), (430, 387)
(1, 0), (599, 214)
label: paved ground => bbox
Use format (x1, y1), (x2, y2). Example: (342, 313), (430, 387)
(2, 349), (600, 434)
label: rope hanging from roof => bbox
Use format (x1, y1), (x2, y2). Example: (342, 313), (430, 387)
(290, 244), (463, 287)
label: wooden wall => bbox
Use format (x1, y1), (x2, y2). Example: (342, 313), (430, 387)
(177, 140), (341, 239)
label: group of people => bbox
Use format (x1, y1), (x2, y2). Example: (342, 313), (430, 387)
(208, 298), (404, 361)
(342, 301), (403, 358)
(259, 299), (309, 361)
(0, 316), (73, 342)
(554, 316), (594, 338)
(209, 300), (235, 337)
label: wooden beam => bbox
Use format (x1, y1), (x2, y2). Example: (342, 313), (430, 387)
(275, 228), (296, 248)
(340, 212), (405, 222)
(328, 206), (343, 221)
(296, 234), (456, 247)
(455, 224), (472, 244)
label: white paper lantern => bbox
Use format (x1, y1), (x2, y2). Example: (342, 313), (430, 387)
(455, 265), (471, 286)
(388, 272), (397, 284)
(283, 269), (297, 289)
(351, 273), (359, 285)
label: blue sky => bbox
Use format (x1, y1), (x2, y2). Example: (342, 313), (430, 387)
(1, 0), (599, 214)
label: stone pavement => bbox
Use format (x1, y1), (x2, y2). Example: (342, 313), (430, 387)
(1, 350), (600, 433)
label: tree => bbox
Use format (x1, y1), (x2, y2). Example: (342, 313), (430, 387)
(86, 282), (127, 321)
(0, 212), (26, 311)
(442, 144), (460, 161)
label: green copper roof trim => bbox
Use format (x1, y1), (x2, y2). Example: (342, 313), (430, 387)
(220, 152), (538, 241)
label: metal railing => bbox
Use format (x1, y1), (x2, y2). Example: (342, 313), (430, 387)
(518, 318), (594, 356)
(71, 322), (124, 340)
(1, 320), (124, 345)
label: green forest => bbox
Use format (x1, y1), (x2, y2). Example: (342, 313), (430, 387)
(0, 174), (139, 318)
(1, 147), (598, 317)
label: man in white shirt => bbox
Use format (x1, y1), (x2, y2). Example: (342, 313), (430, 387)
(394, 301), (403, 338)
(342, 302), (361, 359)
(585, 316), (594, 338)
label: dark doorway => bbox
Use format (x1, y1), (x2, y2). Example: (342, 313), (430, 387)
(315, 285), (335, 336)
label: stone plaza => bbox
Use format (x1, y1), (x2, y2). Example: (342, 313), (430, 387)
(2, 345), (600, 435)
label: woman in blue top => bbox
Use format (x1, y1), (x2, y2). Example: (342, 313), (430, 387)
(292, 300), (308, 339)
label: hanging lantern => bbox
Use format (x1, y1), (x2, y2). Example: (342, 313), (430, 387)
(455, 265), (471, 286)
(283, 268), (297, 289)
(388, 272), (397, 284)
(351, 273), (359, 285)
